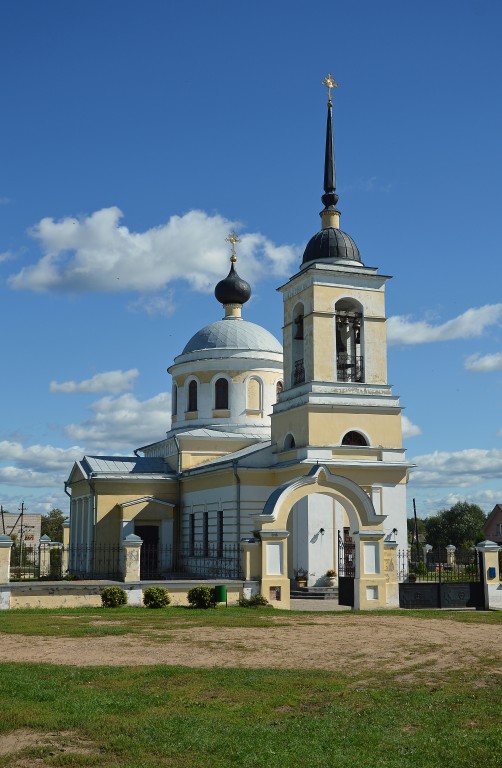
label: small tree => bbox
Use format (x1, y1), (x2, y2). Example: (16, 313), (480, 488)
(41, 508), (65, 542)
(424, 502), (486, 549)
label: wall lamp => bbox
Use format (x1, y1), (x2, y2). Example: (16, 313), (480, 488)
(320, 528), (325, 535)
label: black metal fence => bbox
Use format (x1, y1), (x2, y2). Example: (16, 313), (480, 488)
(338, 534), (356, 578)
(398, 546), (480, 583)
(141, 543), (242, 580)
(8, 542), (242, 582)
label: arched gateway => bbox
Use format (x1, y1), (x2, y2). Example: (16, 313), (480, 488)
(247, 466), (397, 609)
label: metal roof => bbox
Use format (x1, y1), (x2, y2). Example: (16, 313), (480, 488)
(80, 456), (173, 477)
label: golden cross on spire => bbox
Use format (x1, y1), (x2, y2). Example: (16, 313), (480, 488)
(225, 231), (241, 263)
(322, 73), (338, 104)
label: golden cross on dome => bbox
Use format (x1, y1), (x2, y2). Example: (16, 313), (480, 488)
(225, 231), (241, 262)
(322, 73), (338, 104)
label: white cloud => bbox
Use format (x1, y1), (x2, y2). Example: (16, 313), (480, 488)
(50, 368), (139, 394)
(64, 392), (171, 451)
(128, 292), (175, 317)
(8, 208), (299, 297)
(0, 441), (86, 488)
(401, 415), (422, 438)
(387, 304), (502, 346)
(410, 448), (502, 488)
(0, 441), (85, 472)
(465, 352), (502, 373)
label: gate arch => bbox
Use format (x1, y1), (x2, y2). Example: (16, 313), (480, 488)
(260, 465), (384, 530)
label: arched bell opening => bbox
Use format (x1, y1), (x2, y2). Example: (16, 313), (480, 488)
(291, 302), (305, 387)
(335, 298), (364, 382)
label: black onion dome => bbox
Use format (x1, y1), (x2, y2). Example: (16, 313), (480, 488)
(302, 227), (361, 265)
(214, 262), (251, 305)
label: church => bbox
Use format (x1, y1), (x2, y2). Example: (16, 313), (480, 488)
(66, 77), (411, 609)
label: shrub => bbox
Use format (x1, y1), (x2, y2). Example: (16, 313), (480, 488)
(238, 593), (270, 608)
(187, 585), (216, 609)
(143, 586), (171, 609)
(101, 586), (127, 608)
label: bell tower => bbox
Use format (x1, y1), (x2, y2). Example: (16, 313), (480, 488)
(271, 76), (404, 458)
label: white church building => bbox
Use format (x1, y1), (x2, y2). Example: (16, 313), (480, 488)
(66, 78), (411, 609)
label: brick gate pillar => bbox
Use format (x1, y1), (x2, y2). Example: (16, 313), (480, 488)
(259, 530), (290, 609)
(121, 534), (143, 583)
(476, 540), (502, 610)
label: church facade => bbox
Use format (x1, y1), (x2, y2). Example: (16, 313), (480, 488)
(66, 79), (411, 608)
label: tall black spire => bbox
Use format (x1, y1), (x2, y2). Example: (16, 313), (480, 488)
(321, 100), (339, 209)
(321, 74), (339, 211)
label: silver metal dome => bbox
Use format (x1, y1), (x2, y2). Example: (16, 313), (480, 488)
(182, 317), (282, 355)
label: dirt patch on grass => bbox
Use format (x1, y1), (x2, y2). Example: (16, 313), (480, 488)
(0, 615), (501, 682)
(0, 729), (99, 765)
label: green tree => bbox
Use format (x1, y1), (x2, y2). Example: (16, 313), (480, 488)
(424, 501), (486, 549)
(41, 508), (65, 542)
(407, 516), (426, 544)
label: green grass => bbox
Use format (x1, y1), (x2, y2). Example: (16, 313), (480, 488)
(0, 663), (500, 767)
(0, 606), (501, 638)
(0, 609), (501, 766)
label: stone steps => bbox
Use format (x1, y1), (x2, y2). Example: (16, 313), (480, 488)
(291, 587), (339, 601)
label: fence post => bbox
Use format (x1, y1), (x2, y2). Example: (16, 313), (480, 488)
(38, 535), (52, 577)
(62, 520), (70, 575)
(0, 535), (13, 582)
(240, 538), (260, 581)
(121, 534), (143, 583)
(476, 540), (502, 610)
(384, 541), (399, 607)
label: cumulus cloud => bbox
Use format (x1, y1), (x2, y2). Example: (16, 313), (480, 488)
(409, 448), (502, 488)
(8, 208), (299, 296)
(387, 304), (502, 346)
(64, 392), (171, 451)
(0, 441), (87, 488)
(50, 369), (139, 394)
(401, 415), (422, 438)
(465, 351), (502, 373)
(0, 250), (14, 263)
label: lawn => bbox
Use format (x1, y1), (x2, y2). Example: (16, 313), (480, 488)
(0, 605), (500, 638)
(0, 608), (500, 767)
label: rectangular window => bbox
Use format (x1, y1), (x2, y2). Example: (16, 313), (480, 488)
(189, 514), (195, 557)
(496, 523), (502, 536)
(217, 510), (223, 557)
(203, 511), (209, 557)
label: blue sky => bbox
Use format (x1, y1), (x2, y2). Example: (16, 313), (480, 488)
(1, 0), (501, 519)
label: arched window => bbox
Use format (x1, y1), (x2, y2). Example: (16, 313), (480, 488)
(335, 299), (364, 382)
(188, 380), (198, 412)
(247, 377), (262, 411)
(284, 433), (296, 450)
(276, 380), (284, 402)
(215, 378), (229, 410)
(341, 430), (368, 447)
(172, 384), (178, 416)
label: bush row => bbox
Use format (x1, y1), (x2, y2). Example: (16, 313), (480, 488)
(100, 585), (269, 609)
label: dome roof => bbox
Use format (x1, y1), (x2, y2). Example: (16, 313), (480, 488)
(182, 317), (282, 355)
(214, 263), (251, 306)
(302, 227), (361, 265)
